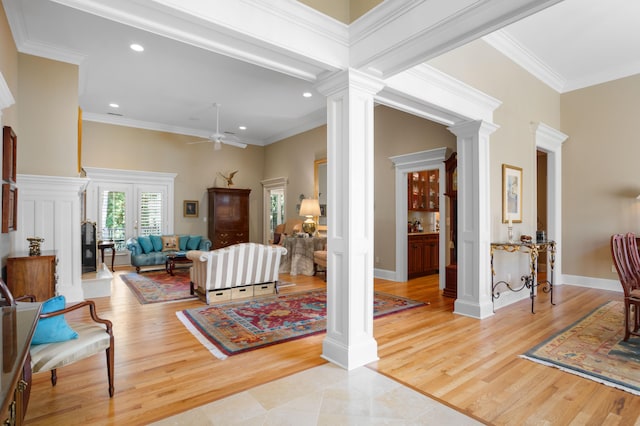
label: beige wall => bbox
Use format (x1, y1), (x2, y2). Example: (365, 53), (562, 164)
(429, 39), (561, 243)
(298, 0), (382, 23)
(561, 74), (640, 280)
(82, 121), (266, 239)
(17, 54), (78, 177)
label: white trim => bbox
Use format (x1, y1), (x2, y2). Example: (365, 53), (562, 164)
(0, 71), (15, 111)
(389, 148), (450, 286)
(483, 30), (566, 93)
(562, 275), (621, 293)
(261, 177), (288, 244)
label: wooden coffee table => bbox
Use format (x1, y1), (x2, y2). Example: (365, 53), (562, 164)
(165, 252), (192, 276)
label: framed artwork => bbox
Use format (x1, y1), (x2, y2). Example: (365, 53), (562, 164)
(502, 164), (522, 223)
(2, 184), (17, 233)
(3, 126), (17, 183)
(184, 200), (198, 217)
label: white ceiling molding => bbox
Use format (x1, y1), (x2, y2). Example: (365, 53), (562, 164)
(0, 71), (15, 111)
(263, 108), (328, 145)
(382, 64), (502, 125)
(483, 30), (566, 93)
(82, 112), (265, 146)
(349, 0), (564, 79)
(47, 0), (348, 81)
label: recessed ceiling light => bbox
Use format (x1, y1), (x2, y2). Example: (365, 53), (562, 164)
(303, 92), (313, 98)
(239, 126), (247, 130)
(109, 103), (119, 108)
(130, 43), (144, 52)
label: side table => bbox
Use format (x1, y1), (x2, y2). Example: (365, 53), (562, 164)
(165, 252), (192, 278)
(98, 241), (116, 272)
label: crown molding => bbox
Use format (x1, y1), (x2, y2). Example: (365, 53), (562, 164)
(483, 30), (566, 93)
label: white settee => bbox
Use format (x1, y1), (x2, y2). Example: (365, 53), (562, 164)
(187, 243), (288, 304)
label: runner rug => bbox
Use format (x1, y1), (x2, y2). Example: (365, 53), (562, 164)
(521, 300), (640, 395)
(176, 289), (426, 359)
(121, 269), (195, 304)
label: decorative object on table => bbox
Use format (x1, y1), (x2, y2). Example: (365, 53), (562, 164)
(536, 230), (546, 242)
(520, 235), (533, 243)
(1, 183), (17, 233)
(299, 198), (321, 235)
(183, 200), (198, 217)
(502, 163), (522, 223)
(176, 289), (427, 359)
(507, 216), (514, 243)
(120, 269), (196, 304)
(521, 301), (640, 395)
(27, 236), (44, 256)
(217, 170), (237, 188)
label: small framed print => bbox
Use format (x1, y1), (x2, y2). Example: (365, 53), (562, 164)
(2, 184), (17, 233)
(502, 164), (522, 223)
(184, 200), (198, 218)
(3, 126), (17, 183)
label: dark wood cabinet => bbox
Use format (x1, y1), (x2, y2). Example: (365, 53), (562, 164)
(6, 252), (57, 302)
(443, 152), (458, 298)
(408, 170), (439, 212)
(408, 233), (439, 279)
(207, 187), (251, 249)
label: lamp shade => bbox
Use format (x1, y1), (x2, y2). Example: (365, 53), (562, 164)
(299, 198), (321, 217)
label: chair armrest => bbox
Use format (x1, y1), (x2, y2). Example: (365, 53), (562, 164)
(16, 294), (36, 302)
(39, 300), (113, 336)
(199, 238), (212, 251)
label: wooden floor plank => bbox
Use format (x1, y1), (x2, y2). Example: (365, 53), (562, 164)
(23, 271), (639, 425)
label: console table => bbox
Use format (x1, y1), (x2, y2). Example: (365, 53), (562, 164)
(279, 236), (326, 276)
(490, 240), (556, 313)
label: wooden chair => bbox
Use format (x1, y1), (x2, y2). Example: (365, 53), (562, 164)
(625, 233), (640, 289)
(610, 234), (640, 341)
(29, 299), (115, 397)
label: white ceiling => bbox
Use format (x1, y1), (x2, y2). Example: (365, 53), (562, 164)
(3, 0), (639, 146)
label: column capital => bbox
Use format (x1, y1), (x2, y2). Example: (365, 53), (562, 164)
(447, 119), (499, 139)
(314, 68), (385, 97)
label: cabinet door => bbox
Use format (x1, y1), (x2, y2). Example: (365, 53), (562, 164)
(424, 236), (439, 273)
(408, 239), (424, 277)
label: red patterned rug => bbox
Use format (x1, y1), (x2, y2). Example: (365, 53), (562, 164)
(176, 289), (427, 359)
(121, 269), (195, 304)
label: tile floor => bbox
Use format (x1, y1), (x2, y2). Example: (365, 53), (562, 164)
(153, 363), (482, 425)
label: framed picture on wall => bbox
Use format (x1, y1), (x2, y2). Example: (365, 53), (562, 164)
(184, 200), (198, 217)
(2, 184), (17, 233)
(3, 126), (17, 183)
(502, 164), (522, 223)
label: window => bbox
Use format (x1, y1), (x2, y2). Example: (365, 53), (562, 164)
(85, 168), (176, 252)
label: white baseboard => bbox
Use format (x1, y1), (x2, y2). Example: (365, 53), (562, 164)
(374, 268), (397, 281)
(561, 274), (621, 293)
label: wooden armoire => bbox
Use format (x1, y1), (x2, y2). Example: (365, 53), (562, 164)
(207, 187), (251, 249)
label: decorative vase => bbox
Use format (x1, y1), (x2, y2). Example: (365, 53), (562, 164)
(27, 237), (45, 256)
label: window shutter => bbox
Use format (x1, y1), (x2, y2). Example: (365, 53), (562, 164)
(139, 192), (162, 236)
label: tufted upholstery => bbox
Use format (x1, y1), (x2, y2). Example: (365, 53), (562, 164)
(187, 243), (288, 304)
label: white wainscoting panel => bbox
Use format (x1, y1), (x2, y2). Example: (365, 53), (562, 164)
(15, 174), (89, 302)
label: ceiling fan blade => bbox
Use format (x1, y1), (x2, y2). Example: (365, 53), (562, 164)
(187, 139), (211, 145)
(221, 139), (247, 149)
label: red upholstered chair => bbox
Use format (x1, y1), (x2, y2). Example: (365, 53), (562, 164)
(610, 234), (640, 341)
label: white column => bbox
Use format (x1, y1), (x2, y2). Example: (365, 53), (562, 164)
(448, 120), (498, 319)
(315, 69), (384, 369)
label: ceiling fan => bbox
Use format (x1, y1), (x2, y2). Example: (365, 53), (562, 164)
(188, 103), (248, 150)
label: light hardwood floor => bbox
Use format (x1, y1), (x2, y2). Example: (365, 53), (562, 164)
(25, 269), (640, 425)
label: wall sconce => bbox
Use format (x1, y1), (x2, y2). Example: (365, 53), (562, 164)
(299, 198), (321, 235)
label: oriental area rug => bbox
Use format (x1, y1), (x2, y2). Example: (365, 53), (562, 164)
(121, 269), (196, 304)
(176, 289), (426, 359)
(521, 300), (640, 395)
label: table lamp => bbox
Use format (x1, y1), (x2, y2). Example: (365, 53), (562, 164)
(300, 198), (321, 235)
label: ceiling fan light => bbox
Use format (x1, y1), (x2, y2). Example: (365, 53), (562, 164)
(214, 140), (222, 151)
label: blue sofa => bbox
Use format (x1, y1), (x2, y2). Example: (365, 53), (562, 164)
(126, 234), (211, 273)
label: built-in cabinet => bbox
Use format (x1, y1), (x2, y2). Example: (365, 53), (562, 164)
(6, 252), (57, 302)
(408, 233), (439, 279)
(408, 170), (439, 211)
(207, 187), (251, 250)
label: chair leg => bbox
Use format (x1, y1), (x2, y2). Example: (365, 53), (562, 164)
(624, 300), (631, 341)
(50, 369), (57, 386)
(106, 345), (114, 398)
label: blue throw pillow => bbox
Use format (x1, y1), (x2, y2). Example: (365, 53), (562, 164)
(149, 235), (163, 252)
(186, 235), (202, 250)
(179, 235), (189, 251)
(32, 296), (78, 345)
(138, 235), (153, 254)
